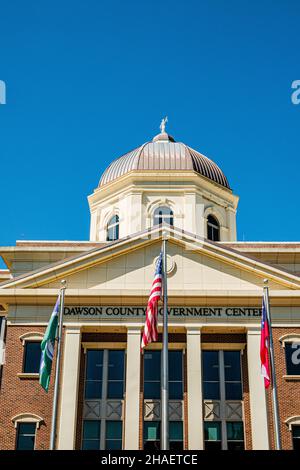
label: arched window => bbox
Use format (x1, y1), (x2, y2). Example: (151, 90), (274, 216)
(207, 215), (220, 241)
(153, 206), (174, 226)
(107, 215), (119, 241)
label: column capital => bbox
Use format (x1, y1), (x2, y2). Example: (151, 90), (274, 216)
(126, 325), (142, 335)
(186, 326), (202, 335)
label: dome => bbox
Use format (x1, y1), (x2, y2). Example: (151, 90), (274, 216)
(99, 130), (230, 189)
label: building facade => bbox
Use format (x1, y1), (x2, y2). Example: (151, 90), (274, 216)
(0, 127), (300, 450)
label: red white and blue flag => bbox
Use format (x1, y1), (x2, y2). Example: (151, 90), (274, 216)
(141, 252), (163, 349)
(260, 297), (271, 389)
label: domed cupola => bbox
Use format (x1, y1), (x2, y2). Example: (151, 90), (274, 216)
(99, 120), (230, 190)
(89, 119), (238, 243)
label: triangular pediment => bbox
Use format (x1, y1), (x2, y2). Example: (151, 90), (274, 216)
(1, 227), (299, 294)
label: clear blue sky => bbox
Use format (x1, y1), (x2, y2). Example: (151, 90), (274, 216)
(0, 0), (299, 261)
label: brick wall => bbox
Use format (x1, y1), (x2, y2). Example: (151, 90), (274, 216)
(0, 325), (59, 450)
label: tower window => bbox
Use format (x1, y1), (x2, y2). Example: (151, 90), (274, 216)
(207, 215), (220, 241)
(153, 206), (173, 226)
(107, 215), (119, 241)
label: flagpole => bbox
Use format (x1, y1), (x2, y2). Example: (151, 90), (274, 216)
(161, 232), (169, 450)
(50, 279), (66, 450)
(263, 279), (281, 450)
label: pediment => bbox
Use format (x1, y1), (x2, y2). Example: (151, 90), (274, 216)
(1, 227), (299, 293)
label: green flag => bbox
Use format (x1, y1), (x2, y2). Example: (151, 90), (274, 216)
(39, 295), (60, 392)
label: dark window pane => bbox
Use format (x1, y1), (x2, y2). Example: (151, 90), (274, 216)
(205, 441), (222, 450)
(108, 351), (124, 380)
(86, 350), (103, 380)
(82, 440), (100, 450)
(224, 351), (241, 381)
(144, 351), (161, 380)
(169, 382), (183, 400)
(292, 426), (300, 438)
(202, 351), (219, 381)
(83, 421), (101, 439)
(144, 440), (160, 451)
(107, 381), (123, 399)
(170, 441), (184, 451)
(203, 382), (220, 400)
(153, 206), (173, 226)
(227, 441), (244, 450)
(225, 382), (242, 400)
(169, 422), (183, 441)
(226, 422), (244, 441)
(204, 422), (221, 441)
(169, 351), (183, 381)
(144, 382), (160, 399)
(16, 423), (36, 450)
(24, 342), (41, 373)
(107, 215), (119, 241)
(207, 215), (220, 242)
(285, 343), (300, 375)
(106, 440), (122, 450)
(106, 421), (122, 440)
(85, 381), (102, 399)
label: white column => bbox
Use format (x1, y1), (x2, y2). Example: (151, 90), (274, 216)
(186, 327), (203, 449)
(124, 327), (141, 449)
(57, 327), (81, 449)
(247, 328), (270, 449)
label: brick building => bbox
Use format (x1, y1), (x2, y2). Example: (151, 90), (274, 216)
(0, 126), (300, 450)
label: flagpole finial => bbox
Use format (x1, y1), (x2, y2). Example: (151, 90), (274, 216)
(264, 278), (269, 285)
(61, 279), (67, 289)
(162, 229), (169, 240)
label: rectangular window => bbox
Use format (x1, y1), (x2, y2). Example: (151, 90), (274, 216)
(144, 421), (160, 451)
(202, 351), (220, 400)
(82, 421), (100, 450)
(85, 350), (103, 399)
(169, 421), (184, 451)
(224, 351), (242, 400)
(105, 421), (122, 450)
(226, 421), (245, 450)
(292, 426), (300, 450)
(16, 423), (36, 450)
(144, 350), (183, 400)
(204, 422), (222, 450)
(285, 343), (300, 376)
(23, 342), (41, 373)
(107, 350), (125, 399)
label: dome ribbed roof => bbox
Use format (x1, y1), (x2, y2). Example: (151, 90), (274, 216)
(99, 132), (230, 189)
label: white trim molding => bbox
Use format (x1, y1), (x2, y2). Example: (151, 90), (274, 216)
(19, 332), (44, 346)
(12, 413), (44, 429)
(279, 333), (300, 347)
(285, 416), (300, 431)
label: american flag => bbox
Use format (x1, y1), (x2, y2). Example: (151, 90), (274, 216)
(260, 297), (271, 389)
(141, 252), (163, 349)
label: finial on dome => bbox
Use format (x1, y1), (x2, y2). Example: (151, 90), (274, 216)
(160, 116), (168, 134)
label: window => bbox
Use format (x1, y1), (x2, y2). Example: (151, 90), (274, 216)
(292, 426), (300, 450)
(207, 215), (220, 242)
(107, 215), (119, 241)
(82, 421), (101, 450)
(144, 350), (183, 400)
(204, 422), (222, 450)
(153, 206), (174, 226)
(285, 343), (300, 375)
(226, 422), (244, 450)
(224, 351), (242, 400)
(202, 350), (242, 400)
(82, 349), (125, 450)
(203, 351), (220, 400)
(106, 421), (122, 450)
(143, 421), (183, 451)
(16, 423), (36, 450)
(23, 342), (41, 373)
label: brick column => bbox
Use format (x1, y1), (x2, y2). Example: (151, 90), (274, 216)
(247, 327), (270, 449)
(186, 327), (203, 449)
(124, 327), (141, 449)
(57, 326), (81, 449)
